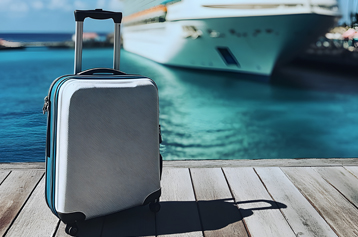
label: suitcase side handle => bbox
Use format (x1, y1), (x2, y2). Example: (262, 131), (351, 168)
(74, 9), (122, 23)
(78, 68), (126, 75)
(74, 9), (121, 74)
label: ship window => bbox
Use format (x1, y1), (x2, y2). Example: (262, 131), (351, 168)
(217, 47), (240, 67)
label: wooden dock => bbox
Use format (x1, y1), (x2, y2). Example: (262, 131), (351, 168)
(1, 158), (358, 237)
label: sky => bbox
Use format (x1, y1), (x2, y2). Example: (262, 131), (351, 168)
(0, 0), (124, 33)
(340, 0), (358, 24)
(0, 0), (356, 33)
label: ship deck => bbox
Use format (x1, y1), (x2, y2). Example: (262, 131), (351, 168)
(1, 158), (358, 236)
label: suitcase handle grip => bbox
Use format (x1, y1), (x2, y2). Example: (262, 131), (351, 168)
(74, 9), (122, 23)
(78, 68), (126, 75)
(74, 9), (121, 74)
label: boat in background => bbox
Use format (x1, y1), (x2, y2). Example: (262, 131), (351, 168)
(120, 0), (341, 76)
(0, 39), (25, 50)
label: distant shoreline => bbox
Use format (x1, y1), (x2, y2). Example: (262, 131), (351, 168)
(0, 32), (112, 43)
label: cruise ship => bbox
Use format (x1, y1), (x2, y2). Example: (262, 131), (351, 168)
(121, 0), (340, 76)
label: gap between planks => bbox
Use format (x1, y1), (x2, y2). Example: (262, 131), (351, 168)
(1, 158), (358, 170)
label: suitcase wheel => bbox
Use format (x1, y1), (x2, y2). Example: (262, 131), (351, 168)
(149, 199), (161, 213)
(65, 223), (79, 236)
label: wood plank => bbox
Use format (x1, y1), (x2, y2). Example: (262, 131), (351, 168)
(255, 167), (337, 237)
(0, 162), (45, 170)
(190, 168), (248, 237)
(223, 167), (296, 237)
(344, 166), (358, 179)
(282, 167), (358, 237)
(5, 177), (59, 237)
(0, 170), (10, 184)
(314, 167), (358, 208)
(156, 168), (203, 237)
(54, 222), (68, 237)
(0, 170), (44, 236)
(163, 158), (358, 168)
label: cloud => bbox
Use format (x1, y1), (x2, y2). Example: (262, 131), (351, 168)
(74, 0), (88, 9)
(108, 0), (123, 11)
(96, 0), (106, 9)
(0, 0), (28, 12)
(32, 1), (44, 10)
(48, 0), (72, 11)
(0, 0), (11, 8)
(95, 0), (123, 11)
(10, 2), (28, 12)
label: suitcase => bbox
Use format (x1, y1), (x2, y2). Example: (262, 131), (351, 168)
(43, 9), (162, 236)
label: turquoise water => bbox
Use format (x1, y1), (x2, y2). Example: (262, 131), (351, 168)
(1, 47), (358, 162)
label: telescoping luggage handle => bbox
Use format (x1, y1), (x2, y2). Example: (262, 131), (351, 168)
(74, 9), (123, 74)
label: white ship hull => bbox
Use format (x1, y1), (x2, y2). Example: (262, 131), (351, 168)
(122, 0), (340, 75)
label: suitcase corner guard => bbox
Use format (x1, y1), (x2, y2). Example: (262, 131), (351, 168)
(143, 188), (161, 206)
(57, 211), (86, 224)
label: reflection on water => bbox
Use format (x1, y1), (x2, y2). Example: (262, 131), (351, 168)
(121, 50), (358, 160)
(0, 48), (357, 162)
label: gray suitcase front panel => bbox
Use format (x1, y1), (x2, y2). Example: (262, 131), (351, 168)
(55, 78), (160, 219)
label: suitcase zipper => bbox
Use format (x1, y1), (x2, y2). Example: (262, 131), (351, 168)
(43, 75), (73, 114)
(44, 75), (73, 215)
(48, 77), (73, 215)
(43, 96), (50, 114)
